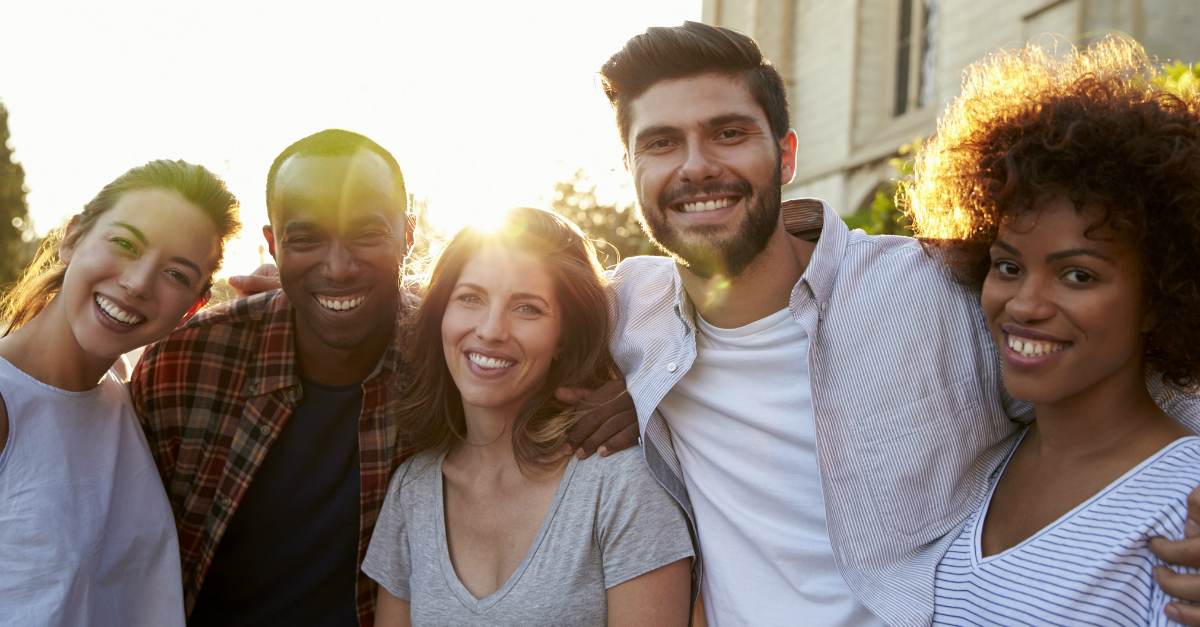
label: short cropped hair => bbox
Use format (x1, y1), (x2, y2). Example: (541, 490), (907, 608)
(901, 37), (1200, 389)
(265, 128), (406, 223)
(598, 21), (790, 149)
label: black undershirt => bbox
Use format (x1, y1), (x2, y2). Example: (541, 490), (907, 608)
(190, 376), (363, 627)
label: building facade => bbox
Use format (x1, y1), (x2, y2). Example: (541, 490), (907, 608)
(702, 0), (1200, 215)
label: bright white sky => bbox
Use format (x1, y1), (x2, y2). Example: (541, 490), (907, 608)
(0, 0), (700, 276)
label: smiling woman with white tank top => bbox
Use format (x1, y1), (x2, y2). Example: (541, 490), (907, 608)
(0, 160), (240, 626)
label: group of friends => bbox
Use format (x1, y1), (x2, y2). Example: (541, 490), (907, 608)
(2, 20), (1200, 627)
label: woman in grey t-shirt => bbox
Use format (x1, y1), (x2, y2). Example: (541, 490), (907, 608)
(363, 207), (694, 627)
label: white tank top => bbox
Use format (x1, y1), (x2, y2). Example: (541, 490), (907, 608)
(0, 357), (185, 626)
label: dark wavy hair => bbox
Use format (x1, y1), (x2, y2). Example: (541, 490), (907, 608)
(900, 37), (1200, 389)
(598, 20), (790, 149)
(397, 207), (615, 473)
(1, 159), (241, 335)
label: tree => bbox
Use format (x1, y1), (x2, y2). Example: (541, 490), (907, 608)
(843, 139), (920, 236)
(1154, 61), (1200, 96)
(549, 169), (661, 269)
(0, 99), (37, 285)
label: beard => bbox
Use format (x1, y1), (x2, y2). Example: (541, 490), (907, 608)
(638, 162), (783, 280)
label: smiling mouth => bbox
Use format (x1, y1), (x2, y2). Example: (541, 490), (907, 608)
(468, 352), (515, 369)
(1006, 333), (1069, 358)
(315, 293), (367, 312)
(677, 197), (739, 213)
(95, 294), (145, 326)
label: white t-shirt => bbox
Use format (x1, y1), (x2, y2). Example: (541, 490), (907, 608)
(934, 433), (1200, 626)
(657, 307), (884, 627)
(0, 358), (185, 627)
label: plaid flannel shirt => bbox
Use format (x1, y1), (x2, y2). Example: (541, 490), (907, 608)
(131, 289), (413, 627)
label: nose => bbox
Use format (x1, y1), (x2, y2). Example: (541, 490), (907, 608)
(118, 258), (155, 299)
(677, 140), (722, 183)
(475, 303), (509, 343)
(1005, 274), (1055, 323)
(321, 241), (359, 282)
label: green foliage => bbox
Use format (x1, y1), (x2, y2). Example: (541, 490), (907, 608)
(1154, 61), (1200, 96)
(843, 139), (920, 236)
(0, 99), (37, 285)
(549, 169), (661, 269)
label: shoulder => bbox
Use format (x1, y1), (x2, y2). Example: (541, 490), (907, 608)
(609, 256), (677, 294)
(1133, 438), (1200, 489)
(183, 290), (283, 330)
(136, 291), (283, 372)
(387, 449), (443, 498)
(575, 446), (659, 493)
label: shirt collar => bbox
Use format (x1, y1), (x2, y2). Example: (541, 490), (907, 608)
(242, 290), (413, 397)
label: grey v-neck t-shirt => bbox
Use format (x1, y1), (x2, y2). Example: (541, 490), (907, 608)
(361, 446), (694, 626)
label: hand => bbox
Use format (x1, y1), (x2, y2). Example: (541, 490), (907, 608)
(227, 264), (281, 299)
(556, 378), (638, 459)
(1151, 484), (1200, 625)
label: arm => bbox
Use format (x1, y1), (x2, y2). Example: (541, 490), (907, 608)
(226, 263), (280, 299)
(606, 558), (691, 627)
(374, 587), (412, 627)
(558, 378), (639, 458)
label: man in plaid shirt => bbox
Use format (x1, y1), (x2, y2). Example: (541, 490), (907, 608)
(131, 129), (415, 627)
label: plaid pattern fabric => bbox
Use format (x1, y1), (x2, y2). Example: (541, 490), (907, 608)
(131, 289), (413, 627)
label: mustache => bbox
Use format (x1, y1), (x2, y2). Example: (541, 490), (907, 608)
(657, 180), (754, 209)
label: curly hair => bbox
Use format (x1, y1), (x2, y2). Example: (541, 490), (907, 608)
(900, 36), (1200, 389)
(396, 207), (616, 474)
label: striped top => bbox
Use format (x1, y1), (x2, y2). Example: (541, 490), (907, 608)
(934, 435), (1200, 627)
(606, 198), (1200, 627)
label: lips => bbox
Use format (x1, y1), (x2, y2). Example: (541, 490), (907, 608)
(678, 196), (740, 213)
(94, 294), (146, 326)
(1001, 325), (1071, 369)
(467, 351), (515, 370)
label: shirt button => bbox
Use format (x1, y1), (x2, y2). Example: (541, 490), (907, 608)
(219, 495), (232, 507)
(667, 362), (678, 373)
(259, 425), (271, 436)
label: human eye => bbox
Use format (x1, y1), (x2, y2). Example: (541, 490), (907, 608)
(110, 237), (137, 254)
(991, 259), (1021, 278)
(514, 303), (545, 317)
(454, 292), (483, 307)
(1062, 268), (1097, 285)
(717, 128), (745, 141)
(167, 269), (193, 288)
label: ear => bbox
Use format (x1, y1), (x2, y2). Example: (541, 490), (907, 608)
(179, 289), (212, 327)
(262, 224), (277, 259)
(779, 129), (798, 185)
(59, 216), (83, 265)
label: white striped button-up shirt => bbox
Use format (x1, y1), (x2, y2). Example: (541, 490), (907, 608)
(605, 198), (1200, 627)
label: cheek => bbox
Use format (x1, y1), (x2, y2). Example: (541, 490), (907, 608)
(980, 276), (1007, 321)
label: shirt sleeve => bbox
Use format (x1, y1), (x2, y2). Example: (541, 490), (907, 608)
(362, 460), (415, 601)
(594, 447), (695, 589)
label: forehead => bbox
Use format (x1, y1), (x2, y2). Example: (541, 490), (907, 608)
(105, 188), (221, 271)
(458, 245), (556, 294)
(271, 151), (401, 226)
(1001, 196), (1132, 253)
(627, 73), (768, 138)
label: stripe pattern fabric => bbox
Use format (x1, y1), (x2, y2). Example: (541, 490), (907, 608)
(934, 436), (1200, 627)
(605, 198), (1200, 627)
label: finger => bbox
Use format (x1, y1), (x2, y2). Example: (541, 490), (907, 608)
(563, 379), (629, 447)
(1155, 565), (1200, 603)
(1151, 536), (1200, 567)
(555, 387), (590, 406)
(596, 422), (641, 457)
(251, 263), (280, 278)
(576, 408), (637, 458)
(1164, 600), (1200, 626)
(1188, 486), (1200, 538)
(227, 274), (282, 300)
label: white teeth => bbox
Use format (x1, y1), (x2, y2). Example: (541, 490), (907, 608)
(468, 353), (515, 369)
(94, 295), (145, 325)
(1007, 334), (1067, 358)
(317, 295), (365, 311)
(680, 197), (736, 213)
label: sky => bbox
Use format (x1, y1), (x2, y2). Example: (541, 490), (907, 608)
(0, 0), (701, 276)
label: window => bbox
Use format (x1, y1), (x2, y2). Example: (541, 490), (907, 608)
(894, 0), (938, 117)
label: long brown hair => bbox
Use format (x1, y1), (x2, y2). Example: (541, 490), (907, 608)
(1, 159), (241, 335)
(398, 207), (615, 473)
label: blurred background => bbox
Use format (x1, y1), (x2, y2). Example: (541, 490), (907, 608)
(1, 0), (1197, 300)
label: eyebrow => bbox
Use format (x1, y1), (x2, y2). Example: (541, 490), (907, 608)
(633, 113), (763, 146)
(112, 221), (203, 276)
(456, 283), (550, 306)
(112, 221), (148, 245)
(993, 240), (1111, 263)
(283, 220), (319, 235)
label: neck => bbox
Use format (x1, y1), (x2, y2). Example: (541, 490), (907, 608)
(1028, 361), (1172, 458)
(450, 404), (522, 472)
(0, 295), (117, 391)
(678, 223), (816, 329)
(293, 313), (394, 386)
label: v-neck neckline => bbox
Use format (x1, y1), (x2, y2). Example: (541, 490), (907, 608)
(973, 430), (1200, 566)
(434, 450), (579, 613)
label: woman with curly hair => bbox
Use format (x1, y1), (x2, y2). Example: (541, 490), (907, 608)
(362, 207), (693, 626)
(902, 37), (1200, 625)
